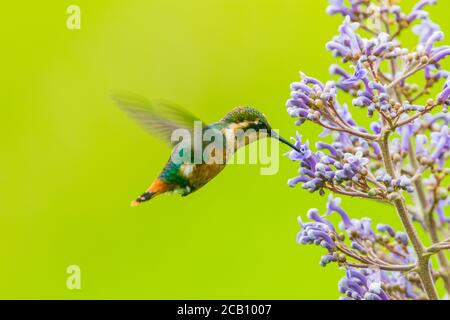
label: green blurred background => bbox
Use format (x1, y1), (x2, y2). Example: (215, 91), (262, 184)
(1, 0), (449, 299)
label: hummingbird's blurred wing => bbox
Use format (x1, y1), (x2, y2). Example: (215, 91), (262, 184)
(112, 92), (205, 147)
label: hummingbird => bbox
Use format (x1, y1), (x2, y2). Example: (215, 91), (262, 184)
(113, 93), (300, 206)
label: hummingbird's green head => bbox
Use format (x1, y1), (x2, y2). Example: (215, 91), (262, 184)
(221, 107), (300, 152)
(222, 107), (272, 133)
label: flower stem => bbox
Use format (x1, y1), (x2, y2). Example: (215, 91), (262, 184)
(379, 128), (439, 300)
(426, 239), (450, 255)
(386, 62), (426, 91)
(408, 144), (450, 295)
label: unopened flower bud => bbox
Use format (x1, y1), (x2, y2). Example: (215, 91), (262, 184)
(437, 187), (448, 200)
(368, 188), (378, 197)
(420, 56), (429, 64)
(419, 156), (430, 165)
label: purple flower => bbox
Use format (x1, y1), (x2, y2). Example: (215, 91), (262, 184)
(413, 17), (440, 43)
(431, 45), (450, 63)
(411, 0), (437, 14)
(424, 31), (444, 54)
(307, 208), (336, 231)
(339, 268), (390, 300)
(408, 1), (437, 23)
(326, 0), (354, 18)
(370, 121), (381, 134)
(326, 16), (362, 59)
(395, 232), (409, 246)
(377, 224), (396, 237)
(288, 134), (333, 192)
(316, 142), (338, 157)
(330, 64), (351, 79)
(416, 134), (429, 157)
(430, 125), (450, 168)
(343, 151), (369, 171)
(302, 178), (324, 193)
(438, 76), (450, 103)
(436, 198), (449, 224)
(297, 216), (336, 251)
(396, 118), (420, 152)
(425, 66), (449, 81)
(320, 254), (337, 267)
(391, 5), (403, 22)
(288, 133), (313, 162)
(396, 176), (414, 193)
(325, 195), (353, 229)
(423, 113), (450, 127)
(342, 62), (368, 85)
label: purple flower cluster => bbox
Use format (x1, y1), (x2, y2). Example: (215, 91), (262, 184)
(297, 196), (422, 300)
(287, 132), (377, 195)
(327, 0), (439, 26)
(339, 267), (420, 300)
(288, 0), (450, 300)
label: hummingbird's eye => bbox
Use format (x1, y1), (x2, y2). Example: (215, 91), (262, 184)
(257, 120), (265, 129)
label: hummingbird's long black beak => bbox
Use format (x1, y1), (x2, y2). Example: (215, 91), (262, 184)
(272, 132), (301, 153)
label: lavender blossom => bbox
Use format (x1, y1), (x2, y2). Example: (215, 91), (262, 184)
(296, 197), (422, 300)
(288, 0), (450, 300)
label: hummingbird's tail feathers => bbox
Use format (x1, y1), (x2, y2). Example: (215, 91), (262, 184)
(130, 178), (174, 206)
(131, 191), (156, 207)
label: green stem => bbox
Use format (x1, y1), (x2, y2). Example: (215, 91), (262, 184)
(379, 129), (439, 300)
(408, 145), (450, 295)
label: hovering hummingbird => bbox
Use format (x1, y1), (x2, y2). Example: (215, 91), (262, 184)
(113, 93), (300, 206)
